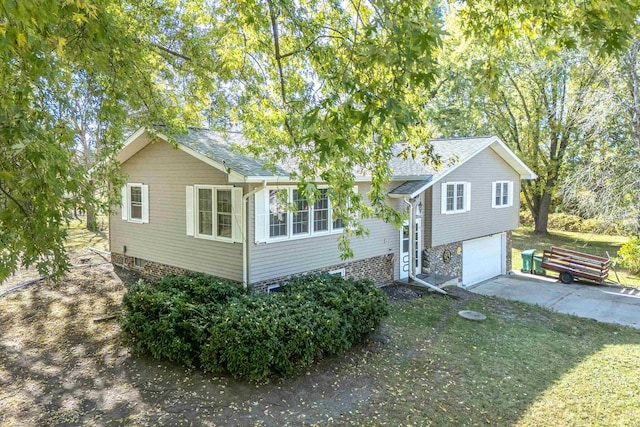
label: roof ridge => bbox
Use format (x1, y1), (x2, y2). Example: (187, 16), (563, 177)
(187, 127), (244, 135)
(429, 135), (494, 141)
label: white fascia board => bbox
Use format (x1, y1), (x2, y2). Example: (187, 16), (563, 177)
(416, 135), (537, 191)
(227, 170), (250, 183)
(240, 175), (373, 184)
(116, 126), (230, 176)
(117, 127), (150, 163)
(241, 175), (293, 183)
(490, 139), (537, 180)
(418, 138), (495, 192)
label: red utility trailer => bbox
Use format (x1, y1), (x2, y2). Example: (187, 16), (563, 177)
(540, 246), (610, 284)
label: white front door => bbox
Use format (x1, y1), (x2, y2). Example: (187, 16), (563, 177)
(400, 221), (421, 279)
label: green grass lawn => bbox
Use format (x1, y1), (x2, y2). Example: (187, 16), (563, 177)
(3, 220), (636, 424)
(512, 226), (640, 287)
(341, 294), (640, 425)
(64, 217), (109, 252)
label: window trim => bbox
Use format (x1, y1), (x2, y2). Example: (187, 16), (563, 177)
(262, 186), (348, 243)
(492, 180), (513, 209)
(267, 284), (282, 294)
(442, 182), (470, 214)
(267, 188), (290, 241)
(216, 188), (234, 240)
(125, 183), (148, 224)
(194, 184), (235, 242)
(133, 257), (145, 270)
(327, 268), (346, 277)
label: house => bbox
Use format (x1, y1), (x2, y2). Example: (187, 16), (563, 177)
(110, 128), (536, 292)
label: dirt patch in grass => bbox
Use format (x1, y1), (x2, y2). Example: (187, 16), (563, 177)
(382, 284), (429, 303)
(0, 258), (390, 426)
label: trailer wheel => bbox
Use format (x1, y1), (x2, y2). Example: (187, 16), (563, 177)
(559, 271), (574, 284)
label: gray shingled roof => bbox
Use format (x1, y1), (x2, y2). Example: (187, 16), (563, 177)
(388, 178), (433, 196)
(388, 136), (494, 180)
(173, 130), (289, 177)
(171, 129), (494, 180)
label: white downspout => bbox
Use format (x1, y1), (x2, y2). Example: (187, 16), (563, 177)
(242, 181), (267, 289)
(403, 198), (447, 295)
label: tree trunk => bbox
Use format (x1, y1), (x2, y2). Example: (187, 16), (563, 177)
(85, 180), (97, 232)
(534, 192), (551, 234)
(86, 205), (97, 232)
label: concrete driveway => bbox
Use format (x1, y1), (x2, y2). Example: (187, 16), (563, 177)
(470, 273), (640, 329)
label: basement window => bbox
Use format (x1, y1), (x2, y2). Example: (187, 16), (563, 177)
(327, 268), (345, 277)
(267, 284), (282, 294)
(133, 257), (145, 269)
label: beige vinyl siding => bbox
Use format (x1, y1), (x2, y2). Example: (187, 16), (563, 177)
(430, 147), (520, 247)
(110, 138), (244, 281)
(248, 183), (406, 284)
(423, 187), (433, 247)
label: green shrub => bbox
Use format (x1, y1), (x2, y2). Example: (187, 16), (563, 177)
(119, 273), (245, 366)
(200, 274), (388, 380)
(120, 272), (388, 381)
(617, 238), (640, 274)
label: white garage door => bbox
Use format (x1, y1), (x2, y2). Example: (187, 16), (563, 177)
(462, 233), (506, 287)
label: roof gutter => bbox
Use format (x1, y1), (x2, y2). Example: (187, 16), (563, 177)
(242, 181), (267, 288)
(402, 198), (447, 295)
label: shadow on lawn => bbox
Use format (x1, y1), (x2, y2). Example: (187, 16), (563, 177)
(1, 262), (639, 426)
(0, 262), (376, 426)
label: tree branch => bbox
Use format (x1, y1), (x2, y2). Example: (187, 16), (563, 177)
(151, 42), (192, 62)
(0, 184), (29, 218)
(267, 0), (287, 108)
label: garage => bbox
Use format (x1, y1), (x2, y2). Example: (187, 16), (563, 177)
(462, 233), (506, 287)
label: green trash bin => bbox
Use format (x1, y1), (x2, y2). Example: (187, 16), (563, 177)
(532, 256), (546, 275)
(521, 249), (536, 273)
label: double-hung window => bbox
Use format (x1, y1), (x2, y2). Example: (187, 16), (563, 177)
(197, 188), (214, 236)
(187, 185), (242, 243)
(121, 183), (149, 223)
(313, 189), (330, 233)
(492, 181), (513, 208)
(255, 186), (355, 242)
(216, 189), (233, 238)
(292, 189), (310, 235)
(441, 182), (470, 214)
(269, 189), (288, 238)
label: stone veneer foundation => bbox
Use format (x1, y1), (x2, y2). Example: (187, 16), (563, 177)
(112, 253), (394, 293)
(505, 230), (513, 272)
(112, 253), (201, 282)
(422, 232), (513, 281)
(422, 241), (463, 280)
(249, 254), (395, 293)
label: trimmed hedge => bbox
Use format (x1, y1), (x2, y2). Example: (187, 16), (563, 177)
(119, 273), (246, 366)
(120, 273), (388, 381)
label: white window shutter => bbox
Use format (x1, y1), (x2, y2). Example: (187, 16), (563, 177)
(121, 185), (128, 220)
(254, 188), (268, 243)
(491, 181), (497, 208)
(440, 183), (447, 214)
(185, 186), (194, 236)
(232, 187), (243, 243)
(508, 181), (514, 207)
(465, 182), (471, 212)
(141, 185), (149, 223)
